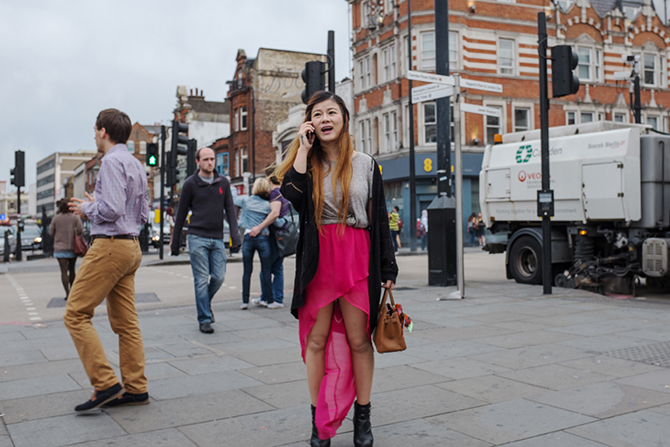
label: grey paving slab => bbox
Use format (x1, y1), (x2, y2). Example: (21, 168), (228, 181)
(151, 342), (215, 358)
(329, 418), (492, 447)
(243, 379), (311, 409)
(371, 384), (485, 426)
(408, 325), (514, 343)
(489, 320), (553, 332)
(19, 326), (70, 340)
(7, 413), (126, 447)
(107, 389), (272, 434)
(409, 313), (483, 328)
(549, 318), (654, 337)
(230, 327), (299, 342)
(373, 351), (425, 368)
(238, 362), (307, 385)
(619, 325), (670, 342)
(529, 381), (670, 418)
(502, 431), (610, 446)
(0, 332), (27, 343)
(0, 436), (12, 447)
(475, 330), (579, 349)
(143, 362), (187, 381)
(167, 355), (254, 375)
(470, 343), (592, 369)
(149, 370), (264, 400)
(0, 389), (92, 424)
(209, 338), (298, 355)
(0, 358), (81, 383)
(436, 375), (547, 404)
(567, 410), (670, 447)
(39, 344), (81, 361)
(518, 314), (606, 328)
(177, 406), (317, 447)
(497, 364), (611, 391)
(428, 398), (596, 445)
(406, 340), (502, 361)
(411, 357), (513, 380)
(557, 335), (653, 352)
(615, 369), (670, 394)
(0, 374), (81, 401)
(68, 428), (198, 447)
(559, 355), (663, 378)
(370, 365), (451, 394)
(0, 350), (46, 368)
(234, 347), (302, 367)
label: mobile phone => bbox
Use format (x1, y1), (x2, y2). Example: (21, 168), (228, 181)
(307, 130), (314, 140)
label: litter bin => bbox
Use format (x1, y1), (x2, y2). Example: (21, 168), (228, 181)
(427, 195), (457, 286)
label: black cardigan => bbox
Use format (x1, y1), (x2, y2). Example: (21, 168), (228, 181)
(280, 157), (398, 333)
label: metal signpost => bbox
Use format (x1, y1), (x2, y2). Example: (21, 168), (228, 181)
(410, 72), (502, 299)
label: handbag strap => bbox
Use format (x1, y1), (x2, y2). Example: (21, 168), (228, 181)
(380, 288), (396, 311)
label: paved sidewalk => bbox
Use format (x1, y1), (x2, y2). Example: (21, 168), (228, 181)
(2, 280), (670, 446)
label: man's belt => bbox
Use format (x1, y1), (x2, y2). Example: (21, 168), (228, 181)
(90, 234), (138, 241)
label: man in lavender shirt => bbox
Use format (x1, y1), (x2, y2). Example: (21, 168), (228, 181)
(66, 108), (150, 412)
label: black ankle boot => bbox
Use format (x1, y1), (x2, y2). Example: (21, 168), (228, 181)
(311, 405), (331, 447)
(353, 401), (373, 447)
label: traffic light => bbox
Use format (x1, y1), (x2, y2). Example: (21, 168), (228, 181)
(10, 150), (25, 187)
(167, 120), (189, 187)
(552, 45), (580, 98)
(146, 143), (159, 167)
(301, 61), (326, 104)
(187, 139), (197, 177)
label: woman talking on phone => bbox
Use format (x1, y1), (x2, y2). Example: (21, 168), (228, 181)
(275, 91), (398, 447)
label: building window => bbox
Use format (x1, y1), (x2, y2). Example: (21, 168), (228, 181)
(390, 44), (396, 79)
(424, 103), (437, 144)
(382, 48), (390, 82)
(359, 119), (372, 154)
(216, 153), (229, 176)
(365, 57), (371, 88)
(449, 31), (458, 68)
(486, 106), (503, 144)
(238, 147), (248, 174)
(403, 36), (409, 72)
(383, 111), (397, 152)
(644, 54), (657, 86)
(360, 120), (367, 153)
(581, 112), (594, 123)
(234, 108), (239, 132)
(614, 113), (626, 122)
(421, 32), (436, 70)
(647, 115), (659, 130)
(359, 60), (365, 90)
(240, 106), (248, 130)
(566, 111), (576, 125)
(363, 0), (371, 28)
(499, 39), (514, 75)
(577, 47), (602, 82)
(127, 140), (135, 152)
(514, 108), (530, 132)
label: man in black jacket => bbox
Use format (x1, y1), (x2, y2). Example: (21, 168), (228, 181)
(171, 147), (241, 333)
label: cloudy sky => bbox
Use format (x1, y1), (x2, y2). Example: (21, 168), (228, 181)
(0, 0), (351, 189)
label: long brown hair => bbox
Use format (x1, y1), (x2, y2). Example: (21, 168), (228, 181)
(274, 91), (353, 231)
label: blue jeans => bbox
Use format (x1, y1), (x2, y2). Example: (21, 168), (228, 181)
(260, 237), (284, 304)
(242, 234), (273, 304)
(187, 235), (227, 324)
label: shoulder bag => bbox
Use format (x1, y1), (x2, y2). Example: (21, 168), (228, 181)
(74, 230), (88, 257)
(373, 289), (409, 353)
(274, 208), (299, 258)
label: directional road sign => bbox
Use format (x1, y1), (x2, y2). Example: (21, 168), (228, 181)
(412, 85), (454, 103)
(460, 78), (503, 93)
(461, 103), (502, 117)
(407, 70), (455, 86)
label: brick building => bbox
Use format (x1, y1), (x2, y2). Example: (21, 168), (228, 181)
(348, 0), (670, 241)
(224, 48), (326, 193)
(36, 151), (97, 215)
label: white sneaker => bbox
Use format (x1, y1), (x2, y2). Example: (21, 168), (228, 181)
(267, 302), (284, 309)
(240, 303), (249, 310)
(251, 298), (268, 307)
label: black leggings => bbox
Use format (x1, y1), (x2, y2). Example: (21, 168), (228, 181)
(57, 257), (77, 298)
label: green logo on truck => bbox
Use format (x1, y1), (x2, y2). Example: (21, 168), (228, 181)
(516, 145), (532, 163)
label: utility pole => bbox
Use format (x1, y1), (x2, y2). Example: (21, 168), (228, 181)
(538, 13), (552, 294)
(407, 0), (417, 253)
(327, 30), (335, 93)
(159, 125), (166, 260)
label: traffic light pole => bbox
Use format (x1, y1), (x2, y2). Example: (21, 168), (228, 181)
(538, 13), (552, 295)
(15, 187), (21, 261)
(407, 0), (417, 253)
(159, 125), (166, 260)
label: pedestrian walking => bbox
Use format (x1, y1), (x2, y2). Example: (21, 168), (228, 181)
(467, 212), (477, 247)
(171, 147), (241, 334)
(419, 209), (428, 251)
(275, 91), (398, 447)
(165, 206), (175, 247)
(258, 170), (291, 307)
(50, 198), (84, 300)
(65, 108), (150, 411)
(234, 177), (286, 310)
(388, 205), (400, 252)
(476, 212), (486, 248)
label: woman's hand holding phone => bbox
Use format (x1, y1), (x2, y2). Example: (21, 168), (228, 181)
(299, 121), (316, 152)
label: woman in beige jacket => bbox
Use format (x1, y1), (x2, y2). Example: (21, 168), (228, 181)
(49, 199), (84, 299)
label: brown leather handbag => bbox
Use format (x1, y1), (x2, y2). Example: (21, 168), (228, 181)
(373, 289), (407, 353)
(74, 231), (88, 257)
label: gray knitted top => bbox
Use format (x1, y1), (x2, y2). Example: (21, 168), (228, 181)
(321, 152), (374, 228)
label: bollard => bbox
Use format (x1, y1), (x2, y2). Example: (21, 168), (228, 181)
(3, 230), (9, 263)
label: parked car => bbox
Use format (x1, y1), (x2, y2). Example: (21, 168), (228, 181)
(151, 224), (171, 247)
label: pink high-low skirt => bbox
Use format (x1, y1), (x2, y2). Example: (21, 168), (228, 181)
(300, 224), (371, 440)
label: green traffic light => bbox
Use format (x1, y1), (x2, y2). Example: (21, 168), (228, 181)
(148, 155), (157, 166)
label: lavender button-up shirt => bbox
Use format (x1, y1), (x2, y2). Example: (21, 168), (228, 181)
(81, 144), (149, 236)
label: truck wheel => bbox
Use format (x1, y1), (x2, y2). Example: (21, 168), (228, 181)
(509, 236), (542, 284)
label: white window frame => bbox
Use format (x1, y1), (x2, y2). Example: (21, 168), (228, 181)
(234, 108), (239, 132)
(613, 112), (628, 123)
(647, 115), (659, 130)
(365, 118), (372, 154)
(566, 111), (576, 125)
(499, 38), (515, 75)
(240, 106), (248, 130)
(239, 147), (248, 174)
(359, 120), (367, 153)
(403, 36), (410, 73)
(580, 111), (594, 123)
(643, 53), (658, 87)
(514, 107), (531, 132)
(423, 102), (437, 145)
(382, 48), (390, 83)
(421, 32), (435, 70)
(359, 60), (365, 90)
(576, 47), (602, 83)
(449, 31), (459, 69)
(365, 57), (371, 88)
(390, 44), (396, 80)
(383, 111), (398, 153)
(484, 105), (504, 145)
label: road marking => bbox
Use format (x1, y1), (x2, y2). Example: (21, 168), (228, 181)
(6, 274), (42, 324)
